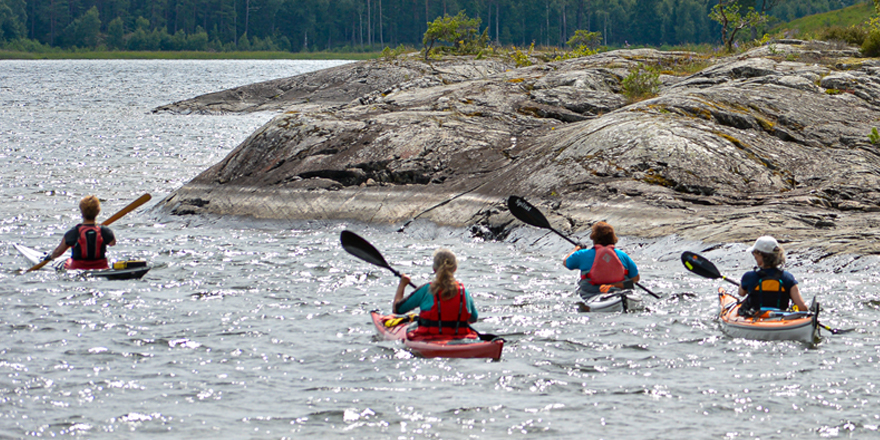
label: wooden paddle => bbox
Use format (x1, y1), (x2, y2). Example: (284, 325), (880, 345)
(340, 230), (501, 341)
(26, 193), (152, 273)
(506, 195), (661, 299)
(680, 250), (854, 335)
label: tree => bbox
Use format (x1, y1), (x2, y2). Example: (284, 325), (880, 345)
(709, 0), (768, 52)
(60, 6), (101, 48)
(566, 29), (600, 49)
(422, 10), (485, 60)
(0, 0), (26, 41)
(107, 16), (125, 49)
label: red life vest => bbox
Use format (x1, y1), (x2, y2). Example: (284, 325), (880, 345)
(583, 244), (627, 285)
(67, 224), (108, 270)
(410, 282), (477, 340)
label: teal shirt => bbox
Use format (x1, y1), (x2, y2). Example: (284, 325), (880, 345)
(394, 282), (478, 322)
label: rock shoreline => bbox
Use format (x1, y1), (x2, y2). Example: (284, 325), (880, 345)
(155, 42), (880, 255)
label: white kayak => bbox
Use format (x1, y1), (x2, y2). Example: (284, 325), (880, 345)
(717, 290), (819, 343)
(13, 243), (151, 280)
(577, 289), (645, 313)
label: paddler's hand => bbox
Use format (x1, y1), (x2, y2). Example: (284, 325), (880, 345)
(399, 274), (411, 287)
(393, 274), (411, 310)
(42, 252), (53, 262)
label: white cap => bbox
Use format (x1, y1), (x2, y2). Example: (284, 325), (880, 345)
(747, 236), (779, 254)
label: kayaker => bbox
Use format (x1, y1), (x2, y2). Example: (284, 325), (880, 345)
(563, 221), (640, 299)
(393, 248), (479, 340)
(737, 235), (808, 315)
(43, 195), (116, 270)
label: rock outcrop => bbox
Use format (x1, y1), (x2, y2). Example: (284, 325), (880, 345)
(155, 41), (880, 254)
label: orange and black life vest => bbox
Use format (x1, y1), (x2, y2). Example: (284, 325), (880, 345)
(744, 269), (789, 310)
(414, 282), (474, 338)
(582, 244), (627, 285)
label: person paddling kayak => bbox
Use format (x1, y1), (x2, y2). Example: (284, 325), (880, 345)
(393, 248), (479, 340)
(563, 221), (640, 300)
(737, 236), (808, 316)
(43, 195), (116, 270)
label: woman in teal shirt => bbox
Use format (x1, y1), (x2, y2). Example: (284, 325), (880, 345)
(393, 248), (478, 339)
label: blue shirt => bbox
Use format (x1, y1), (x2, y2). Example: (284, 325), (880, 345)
(564, 247), (639, 279)
(394, 282), (478, 322)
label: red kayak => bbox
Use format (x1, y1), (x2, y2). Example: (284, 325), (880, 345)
(370, 311), (504, 360)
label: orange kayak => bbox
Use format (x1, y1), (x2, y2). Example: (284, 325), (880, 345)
(717, 291), (818, 343)
(370, 311), (504, 360)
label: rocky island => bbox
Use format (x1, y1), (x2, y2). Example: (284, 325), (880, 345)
(154, 41), (880, 255)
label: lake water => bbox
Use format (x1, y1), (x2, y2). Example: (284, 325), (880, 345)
(1, 59), (879, 439)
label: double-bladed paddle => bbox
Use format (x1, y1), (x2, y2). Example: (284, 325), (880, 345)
(506, 195), (661, 299)
(340, 230), (416, 288)
(680, 250), (855, 335)
(25, 193), (152, 273)
(340, 230), (501, 341)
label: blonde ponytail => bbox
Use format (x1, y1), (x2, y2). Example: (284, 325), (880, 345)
(430, 248), (458, 300)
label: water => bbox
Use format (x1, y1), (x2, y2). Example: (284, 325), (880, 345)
(1, 60), (880, 439)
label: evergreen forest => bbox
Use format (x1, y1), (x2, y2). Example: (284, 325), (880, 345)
(0, 0), (870, 53)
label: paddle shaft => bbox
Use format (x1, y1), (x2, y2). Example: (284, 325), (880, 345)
(25, 194), (152, 273)
(507, 196), (660, 299)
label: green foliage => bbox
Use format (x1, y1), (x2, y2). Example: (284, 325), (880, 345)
(187, 28), (210, 51)
(863, 28), (880, 57)
(422, 11), (487, 60)
(0, 0), (26, 41)
(60, 6), (101, 48)
(0, 0), (871, 55)
(869, 127), (880, 145)
(566, 30), (602, 50)
(771, 2), (873, 37)
(507, 43), (534, 67)
(817, 25), (868, 45)
(381, 44), (407, 61)
(621, 63), (661, 103)
(709, 1), (769, 53)
(107, 17), (125, 50)
(553, 45), (601, 61)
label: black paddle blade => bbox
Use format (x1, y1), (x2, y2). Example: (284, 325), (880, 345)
(681, 251), (723, 280)
(507, 196), (552, 230)
(340, 230), (390, 269)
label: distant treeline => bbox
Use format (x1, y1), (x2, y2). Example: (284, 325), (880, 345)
(0, 0), (869, 52)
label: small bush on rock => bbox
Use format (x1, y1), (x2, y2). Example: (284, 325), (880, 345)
(622, 64), (661, 103)
(819, 26), (868, 46)
(863, 28), (880, 57)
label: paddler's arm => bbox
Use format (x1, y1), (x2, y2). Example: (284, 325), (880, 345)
(392, 274), (411, 313)
(789, 284), (808, 311)
(104, 226), (116, 246)
(614, 274), (641, 288)
(45, 240), (70, 261)
(563, 245), (583, 268)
